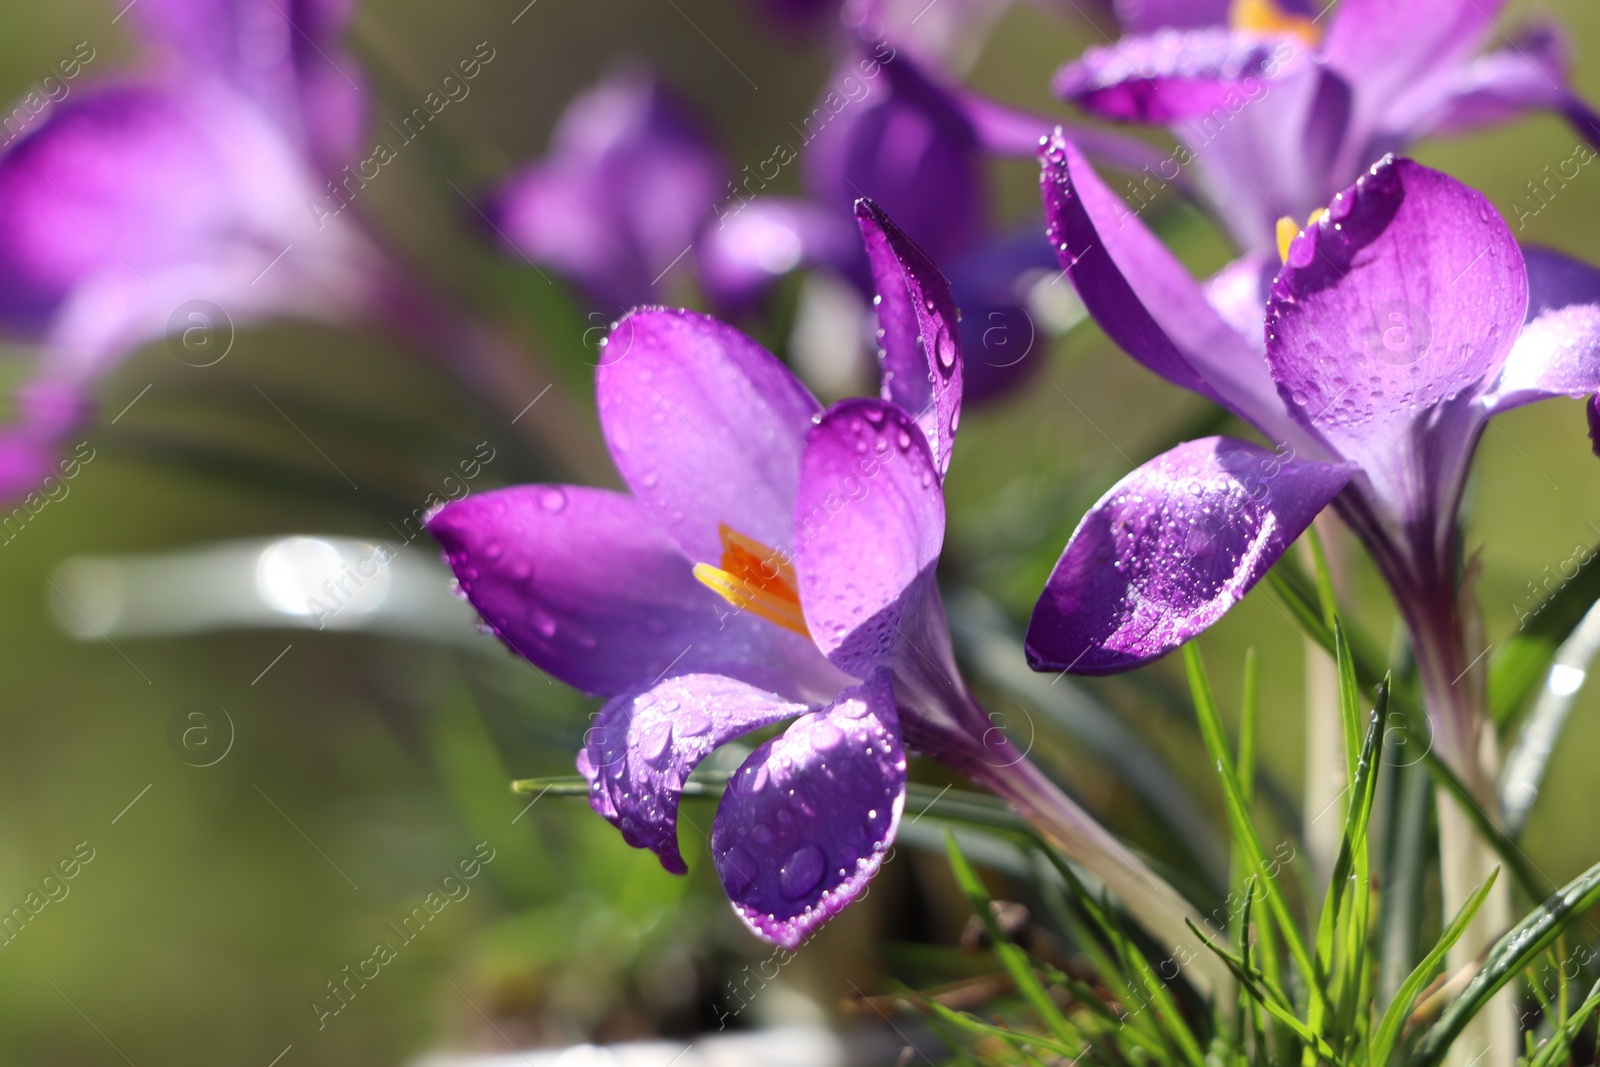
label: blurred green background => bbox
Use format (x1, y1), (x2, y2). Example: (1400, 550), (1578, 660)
(4, 0), (1600, 1062)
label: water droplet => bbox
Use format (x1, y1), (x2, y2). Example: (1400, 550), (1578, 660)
(779, 844), (825, 899)
(639, 721), (673, 766)
(539, 488), (568, 513)
(680, 709), (712, 736)
(811, 721), (844, 752)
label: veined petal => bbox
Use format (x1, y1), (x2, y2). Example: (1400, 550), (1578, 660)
(1039, 132), (1306, 445)
(427, 486), (838, 700)
(1025, 437), (1355, 674)
(580, 674), (807, 874)
(1053, 28), (1307, 124)
(1266, 157), (1526, 520)
(1483, 247), (1600, 413)
(856, 199), (963, 476)
(712, 672), (905, 948)
(597, 308), (821, 566)
(795, 399), (944, 679)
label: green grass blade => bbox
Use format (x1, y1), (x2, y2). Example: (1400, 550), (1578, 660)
(1305, 525), (1339, 632)
(1187, 919), (1343, 1066)
(1030, 845), (1199, 1061)
(1368, 870), (1498, 1067)
(1185, 644), (1325, 1024)
(1404, 859), (1600, 1067)
(944, 829), (1079, 1049)
(1528, 975), (1600, 1067)
(917, 997), (1085, 1061)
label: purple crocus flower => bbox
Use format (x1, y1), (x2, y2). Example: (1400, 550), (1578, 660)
(0, 0), (388, 498)
(486, 65), (727, 314)
(429, 200), (1214, 968)
(700, 42), (1172, 398)
(1055, 0), (1600, 257)
(1026, 135), (1600, 784)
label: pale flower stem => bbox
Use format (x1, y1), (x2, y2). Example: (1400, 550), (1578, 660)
(973, 755), (1231, 1001)
(1437, 788), (1515, 1067)
(1413, 605), (1516, 1067)
(1302, 519), (1349, 896)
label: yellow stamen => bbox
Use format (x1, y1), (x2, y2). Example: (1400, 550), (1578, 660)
(693, 524), (811, 638)
(1229, 0), (1321, 45)
(1276, 208), (1328, 263)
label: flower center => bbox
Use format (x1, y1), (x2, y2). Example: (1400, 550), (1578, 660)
(1229, 0), (1321, 46)
(1275, 207), (1327, 263)
(693, 524), (811, 638)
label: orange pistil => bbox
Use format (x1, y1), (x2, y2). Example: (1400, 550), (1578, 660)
(693, 524), (811, 638)
(1230, 0), (1321, 46)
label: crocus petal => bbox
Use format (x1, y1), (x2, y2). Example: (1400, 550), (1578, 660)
(697, 197), (860, 314)
(958, 89), (1187, 187)
(0, 83), (378, 375)
(795, 399), (944, 679)
(427, 485), (839, 700)
(1025, 437), (1356, 674)
(131, 0), (366, 164)
(1039, 132), (1307, 446)
(1322, 0), (1501, 111)
(1053, 28), (1305, 124)
(712, 672), (905, 948)
(803, 51), (982, 267)
(1321, 0), (1500, 167)
(579, 674), (807, 874)
(1266, 157), (1526, 518)
(597, 309), (821, 565)
(856, 199), (963, 475)
(1408, 26), (1572, 139)
(1483, 247), (1600, 413)
(488, 67), (726, 311)
(1202, 252), (1275, 356)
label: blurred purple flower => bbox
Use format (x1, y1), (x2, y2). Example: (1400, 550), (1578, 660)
(701, 42), (1170, 398)
(0, 0), (387, 499)
(1055, 0), (1600, 255)
(1028, 138), (1600, 775)
(756, 0), (1113, 75)
(486, 65), (727, 313)
(428, 201), (1209, 962)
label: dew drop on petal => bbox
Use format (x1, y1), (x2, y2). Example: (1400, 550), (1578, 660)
(779, 844), (825, 899)
(539, 488), (568, 513)
(639, 721), (673, 766)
